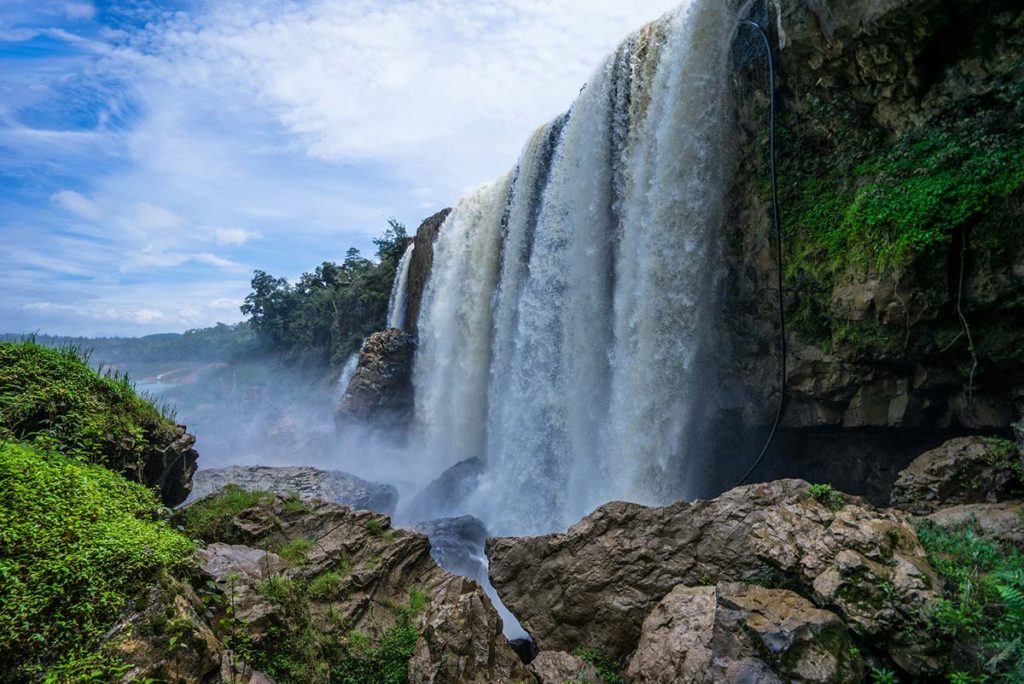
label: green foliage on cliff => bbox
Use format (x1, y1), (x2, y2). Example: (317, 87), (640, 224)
(0, 440), (195, 679)
(778, 100), (1024, 349)
(916, 520), (1024, 680)
(0, 340), (177, 469)
(241, 219), (408, 366)
(180, 484), (275, 541)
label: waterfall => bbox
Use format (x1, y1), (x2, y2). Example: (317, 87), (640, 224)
(386, 243), (416, 330)
(413, 0), (739, 535)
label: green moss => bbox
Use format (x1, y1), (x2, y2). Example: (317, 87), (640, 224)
(180, 484), (275, 540)
(0, 441), (194, 679)
(308, 567), (350, 600)
(808, 483), (845, 512)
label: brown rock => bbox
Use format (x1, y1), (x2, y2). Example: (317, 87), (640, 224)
(487, 479), (941, 675)
(337, 329), (417, 427)
(626, 583), (862, 684)
(529, 651), (604, 684)
(405, 208), (452, 336)
(890, 436), (1023, 514)
(924, 502), (1024, 544)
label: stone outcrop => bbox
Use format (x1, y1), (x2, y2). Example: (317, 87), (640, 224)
(626, 583), (861, 684)
(529, 651), (604, 684)
(189, 465), (399, 516)
(487, 479), (942, 675)
(889, 436), (1023, 514)
(412, 515), (489, 581)
(405, 457), (484, 521)
(142, 421), (199, 507)
(404, 208), (451, 336)
(109, 492), (530, 683)
(336, 329), (417, 428)
(925, 502), (1024, 544)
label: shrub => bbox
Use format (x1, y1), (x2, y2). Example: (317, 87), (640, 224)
(180, 484), (274, 540)
(808, 483), (845, 511)
(0, 441), (194, 679)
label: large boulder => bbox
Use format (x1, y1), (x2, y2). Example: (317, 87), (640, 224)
(625, 583), (862, 684)
(336, 329), (417, 428)
(404, 208), (452, 336)
(529, 651), (604, 684)
(412, 515), (489, 580)
(890, 436), (1023, 514)
(189, 465), (398, 516)
(141, 423), (199, 507)
(487, 479), (942, 675)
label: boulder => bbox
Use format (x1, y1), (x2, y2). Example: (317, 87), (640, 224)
(337, 329), (417, 428)
(890, 436), (1023, 514)
(412, 515), (489, 580)
(405, 457), (484, 521)
(127, 423), (198, 507)
(529, 651), (604, 684)
(487, 479), (941, 675)
(625, 583), (862, 684)
(189, 465), (399, 515)
(924, 502), (1024, 544)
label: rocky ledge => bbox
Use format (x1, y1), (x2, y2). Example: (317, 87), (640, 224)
(107, 491), (530, 683)
(188, 465), (399, 516)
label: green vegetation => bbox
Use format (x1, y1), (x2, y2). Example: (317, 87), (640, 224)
(236, 580), (425, 684)
(179, 484), (274, 540)
(777, 100), (1024, 350)
(870, 666), (899, 684)
(572, 647), (626, 684)
(277, 537), (317, 564)
(808, 483), (845, 512)
(916, 520), (1024, 680)
(308, 567), (351, 600)
(0, 340), (177, 469)
(0, 440), (194, 679)
(241, 219), (408, 365)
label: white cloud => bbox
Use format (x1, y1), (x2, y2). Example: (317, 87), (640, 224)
(21, 301), (166, 325)
(63, 3), (96, 21)
(208, 297), (239, 312)
(131, 202), (184, 232)
(50, 189), (102, 220)
(213, 227), (262, 246)
(192, 252), (245, 273)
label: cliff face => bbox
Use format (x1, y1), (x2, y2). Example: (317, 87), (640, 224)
(723, 0), (1023, 429)
(707, 0), (1024, 494)
(404, 208), (452, 337)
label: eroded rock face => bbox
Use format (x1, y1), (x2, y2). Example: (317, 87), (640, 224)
(626, 583), (861, 684)
(189, 465), (398, 516)
(404, 208), (452, 336)
(405, 457), (484, 521)
(890, 436), (1023, 514)
(172, 495), (529, 683)
(128, 423), (198, 507)
(336, 329), (417, 428)
(487, 479), (941, 674)
(412, 515), (489, 581)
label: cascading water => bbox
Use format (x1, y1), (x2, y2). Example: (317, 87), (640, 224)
(412, 0), (743, 536)
(386, 243), (416, 330)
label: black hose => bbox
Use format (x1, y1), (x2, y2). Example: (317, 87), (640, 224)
(736, 18), (786, 487)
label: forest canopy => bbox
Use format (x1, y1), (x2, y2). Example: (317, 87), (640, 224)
(240, 219), (408, 366)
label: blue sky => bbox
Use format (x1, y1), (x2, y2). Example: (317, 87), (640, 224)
(1, 0), (681, 336)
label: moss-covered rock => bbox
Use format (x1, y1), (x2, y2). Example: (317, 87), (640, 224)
(0, 340), (199, 504)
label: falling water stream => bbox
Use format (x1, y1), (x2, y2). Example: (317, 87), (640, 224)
(411, 0), (741, 536)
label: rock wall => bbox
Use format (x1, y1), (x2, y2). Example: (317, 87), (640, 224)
(404, 208), (451, 336)
(336, 329), (417, 429)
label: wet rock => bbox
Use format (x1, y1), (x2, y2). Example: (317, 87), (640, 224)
(337, 329), (417, 428)
(529, 651), (604, 684)
(412, 515), (488, 580)
(924, 502), (1024, 544)
(509, 638), (539, 664)
(487, 479), (941, 675)
(189, 465), (398, 515)
(405, 457), (484, 521)
(404, 208), (452, 336)
(626, 583), (862, 684)
(134, 423), (198, 507)
(890, 436), (1023, 514)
